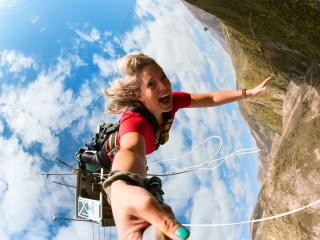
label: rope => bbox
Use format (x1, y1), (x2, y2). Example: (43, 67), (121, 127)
(96, 135), (260, 180)
(183, 198), (320, 227)
(147, 136), (223, 177)
(147, 136), (260, 177)
(146, 137), (320, 227)
(91, 135), (320, 229)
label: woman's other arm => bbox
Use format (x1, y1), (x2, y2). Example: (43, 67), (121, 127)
(189, 76), (272, 108)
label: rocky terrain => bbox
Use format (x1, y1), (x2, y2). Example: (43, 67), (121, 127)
(184, 0), (320, 239)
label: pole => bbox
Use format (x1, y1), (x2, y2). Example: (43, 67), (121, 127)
(53, 214), (94, 223)
(51, 181), (76, 188)
(41, 173), (75, 177)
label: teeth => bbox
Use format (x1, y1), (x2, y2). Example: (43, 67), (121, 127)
(159, 94), (170, 103)
(160, 94), (169, 98)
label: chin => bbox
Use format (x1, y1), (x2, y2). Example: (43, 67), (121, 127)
(162, 104), (173, 112)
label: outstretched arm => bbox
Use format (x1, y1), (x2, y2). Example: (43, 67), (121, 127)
(109, 132), (189, 240)
(189, 76), (272, 108)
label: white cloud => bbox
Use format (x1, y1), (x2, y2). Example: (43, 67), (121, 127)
(93, 54), (116, 77)
(53, 222), (116, 240)
(0, 50), (37, 73)
(0, 0), (9, 8)
(69, 54), (86, 67)
(0, 56), (96, 156)
(75, 27), (101, 42)
(0, 120), (3, 134)
(103, 41), (117, 58)
(104, 31), (112, 38)
(125, 1), (206, 87)
(122, 1), (258, 239)
(1, 143), (43, 233)
(231, 177), (246, 201)
(0, 135), (73, 239)
(0, 0), (15, 8)
(30, 16), (40, 24)
(40, 25), (47, 32)
(0, 1), (259, 239)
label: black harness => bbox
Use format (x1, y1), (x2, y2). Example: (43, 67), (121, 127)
(77, 105), (174, 172)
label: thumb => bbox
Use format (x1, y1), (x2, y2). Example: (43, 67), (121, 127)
(142, 225), (190, 240)
(140, 199), (190, 239)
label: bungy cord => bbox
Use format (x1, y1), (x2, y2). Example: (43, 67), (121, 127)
(146, 135), (320, 228)
(147, 135), (260, 177)
(182, 198), (320, 228)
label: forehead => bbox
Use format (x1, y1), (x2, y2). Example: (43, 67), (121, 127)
(138, 63), (163, 82)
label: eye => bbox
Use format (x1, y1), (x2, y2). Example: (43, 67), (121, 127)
(147, 80), (155, 88)
(161, 74), (167, 80)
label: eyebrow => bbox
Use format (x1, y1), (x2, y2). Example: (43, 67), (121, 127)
(146, 71), (165, 83)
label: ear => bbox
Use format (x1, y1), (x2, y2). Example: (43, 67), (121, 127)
(136, 92), (144, 103)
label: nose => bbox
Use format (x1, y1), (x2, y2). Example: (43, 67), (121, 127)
(158, 81), (166, 91)
(158, 79), (170, 92)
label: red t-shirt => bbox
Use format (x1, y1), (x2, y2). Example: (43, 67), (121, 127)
(117, 91), (191, 155)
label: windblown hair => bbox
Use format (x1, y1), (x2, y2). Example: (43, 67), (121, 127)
(104, 53), (157, 114)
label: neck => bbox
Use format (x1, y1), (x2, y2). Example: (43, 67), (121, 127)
(156, 114), (163, 125)
(150, 111), (162, 125)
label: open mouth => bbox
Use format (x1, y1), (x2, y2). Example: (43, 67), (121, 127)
(159, 94), (171, 104)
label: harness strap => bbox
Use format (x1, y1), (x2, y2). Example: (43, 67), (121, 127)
(106, 131), (118, 151)
(103, 170), (164, 204)
(158, 118), (173, 146)
(97, 143), (112, 170)
(96, 122), (120, 150)
(156, 112), (173, 149)
(129, 104), (160, 135)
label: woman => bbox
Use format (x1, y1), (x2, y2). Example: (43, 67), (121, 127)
(103, 53), (271, 240)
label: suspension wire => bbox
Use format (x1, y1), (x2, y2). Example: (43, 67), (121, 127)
(183, 198), (320, 227)
(118, 0), (135, 55)
(111, 0), (136, 81)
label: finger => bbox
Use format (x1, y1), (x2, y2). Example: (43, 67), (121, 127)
(142, 225), (168, 240)
(161, 204), (175, 218)
(261, 76), (273, 86)
(137, 198), (190, 239)
(128, 230), (143, 240)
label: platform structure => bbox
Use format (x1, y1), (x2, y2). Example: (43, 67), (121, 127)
(75, 168), (115, 226)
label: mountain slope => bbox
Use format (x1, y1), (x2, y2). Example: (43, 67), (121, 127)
(184, 1), (320, 239)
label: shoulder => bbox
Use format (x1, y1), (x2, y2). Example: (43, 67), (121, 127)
(119, 110), (154, 137)
(172, 91), (191, 113)
(118, 110), (156, 154)
(120, 110), (150, 130)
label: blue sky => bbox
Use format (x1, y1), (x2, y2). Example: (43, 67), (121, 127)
(0, 0), (260, 239)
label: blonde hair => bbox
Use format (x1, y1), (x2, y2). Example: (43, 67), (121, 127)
(104, 53), (157, 114)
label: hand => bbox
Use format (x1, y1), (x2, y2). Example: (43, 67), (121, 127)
(247, 76), (273, 97)
(110, 180), (190, 240)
